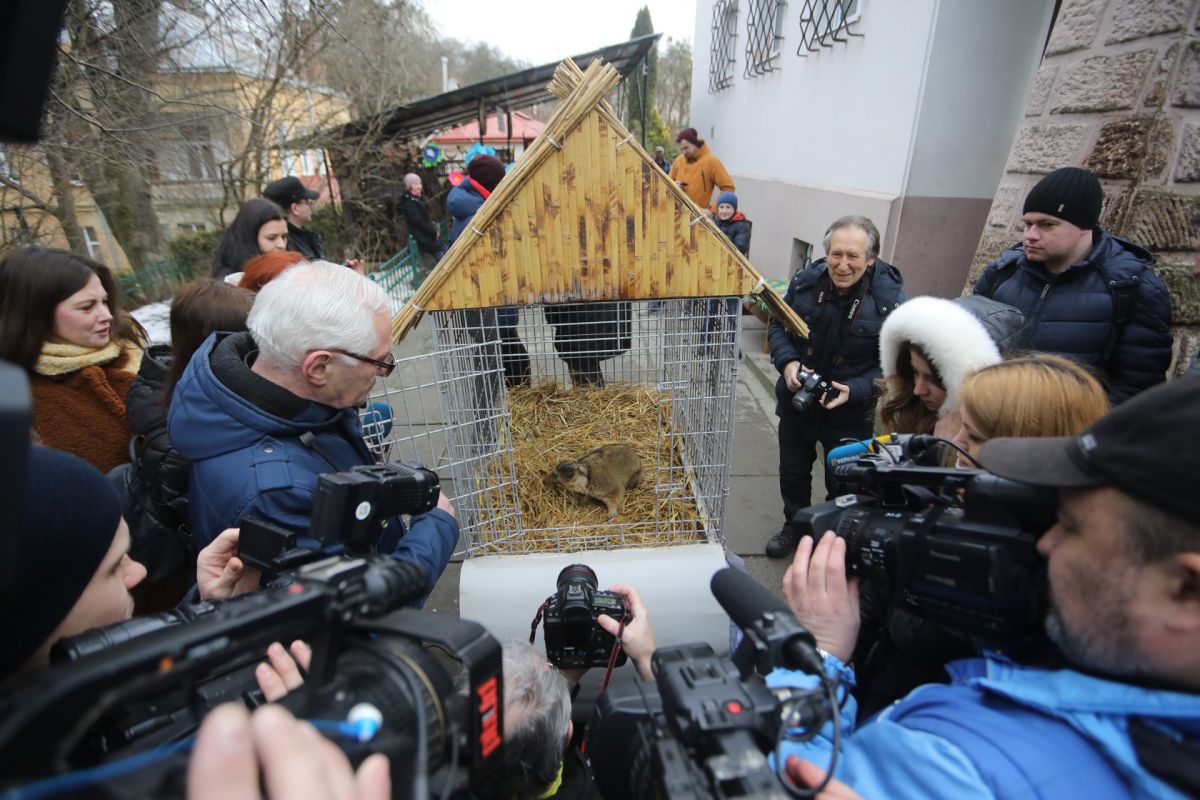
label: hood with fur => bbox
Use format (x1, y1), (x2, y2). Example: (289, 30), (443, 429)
(879, 296), (1007, 415)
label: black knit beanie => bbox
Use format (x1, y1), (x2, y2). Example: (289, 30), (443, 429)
(1023, 167), (1103, 230)
(2, 446), (123, 677)
(467, 155), (506, 193)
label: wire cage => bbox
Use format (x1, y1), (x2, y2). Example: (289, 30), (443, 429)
(365, 298), (742, 557)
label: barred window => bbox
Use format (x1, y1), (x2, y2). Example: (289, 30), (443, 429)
(745, 0), (786, 78)
(709, 0), (739, 93)
(797, 0), (863, 56)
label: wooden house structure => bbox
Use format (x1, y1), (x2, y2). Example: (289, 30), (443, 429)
(371, 58), (804, 559)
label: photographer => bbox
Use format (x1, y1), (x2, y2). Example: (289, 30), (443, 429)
(766, 216), (906, 559)
(771, 376), (1200, 797)
(3, 445), (264, 685)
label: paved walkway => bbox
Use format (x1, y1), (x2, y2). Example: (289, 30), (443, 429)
(417, 311), (824, 617)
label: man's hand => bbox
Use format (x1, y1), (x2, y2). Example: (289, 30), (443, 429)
(436, 492), (456, 517)
(187, 703), (389, 800)
(784, 755), (862, 799)
(256, 640), (313, 702)
(784, 361), (805, 392)
(782, 532), (860, 662)
(196, 529), (262, 601)
(345, 259), (366, 275)
(597, 583), (656, 681)
(820, 381), (851, 410)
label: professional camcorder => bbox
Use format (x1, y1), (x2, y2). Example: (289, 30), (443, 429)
(238, 460), (442, 574)
(0, 465), (503, 800)
(541, 564), (631, 669)
(794, 459), (1056, 644)
(588, 569), (836, 799)
(789, 369), (835, 413)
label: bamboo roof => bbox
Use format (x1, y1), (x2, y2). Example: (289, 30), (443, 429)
(392, 58), (807, 341)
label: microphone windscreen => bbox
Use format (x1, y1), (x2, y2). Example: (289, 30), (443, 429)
(710, 568), (792, 633)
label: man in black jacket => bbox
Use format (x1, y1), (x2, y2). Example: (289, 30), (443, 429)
(973, 167), (1172, 403)
(263, 176), (324, 259)
(766, 215), (907, 558)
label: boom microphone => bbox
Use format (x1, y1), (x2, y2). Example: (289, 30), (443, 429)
(710, 568), (824, 676)
(826, 433), (944, 469)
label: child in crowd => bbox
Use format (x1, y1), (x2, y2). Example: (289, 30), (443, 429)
(714, 191), (751, 256)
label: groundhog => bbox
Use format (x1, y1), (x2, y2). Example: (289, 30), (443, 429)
(549, 443), (642, 519)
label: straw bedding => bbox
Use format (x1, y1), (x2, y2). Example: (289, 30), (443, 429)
(471, 381), (708, 554)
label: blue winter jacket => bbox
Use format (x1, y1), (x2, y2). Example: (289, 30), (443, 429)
(446, 180), (519, 331)
(973, 232), (1172, 403)
(167, 332), (459, 599)
(770, 653), (1200, 798)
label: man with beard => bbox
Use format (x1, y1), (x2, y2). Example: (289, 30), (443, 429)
(768, 375), (1200, 798)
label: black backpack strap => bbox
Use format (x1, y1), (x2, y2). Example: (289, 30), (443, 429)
(1102, 280), (1138, 366)
(979, 259), (1020, 299)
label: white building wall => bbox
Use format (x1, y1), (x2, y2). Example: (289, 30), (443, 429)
(687, 0), (1054, 295)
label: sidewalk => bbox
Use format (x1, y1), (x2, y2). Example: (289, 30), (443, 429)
(420, 312), (817, 617)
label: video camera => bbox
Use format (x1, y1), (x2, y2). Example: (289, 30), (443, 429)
(794, 459), (1056, 644)
(238, 460), (442, 574)
(588, 568), (836, 799)
(0, 464), (503, 800)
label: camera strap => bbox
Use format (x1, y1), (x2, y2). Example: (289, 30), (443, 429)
(1129, 717), (1200, 796)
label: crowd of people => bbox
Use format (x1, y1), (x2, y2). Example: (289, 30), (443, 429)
(2, 131), (1198, 800)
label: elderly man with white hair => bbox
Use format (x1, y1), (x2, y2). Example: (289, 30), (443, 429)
(167, 261), (458, 599)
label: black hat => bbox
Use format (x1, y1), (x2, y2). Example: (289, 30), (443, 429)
(263, 176), (319, 208)
(1022, 167), (1103, 230)
(979, 376), (1200, 522)
(2, 446), (123, 677)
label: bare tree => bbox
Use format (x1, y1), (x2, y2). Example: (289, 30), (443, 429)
(656, 37), (692, 133)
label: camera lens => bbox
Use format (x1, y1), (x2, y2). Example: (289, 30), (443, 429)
(557, 563), (599, 591)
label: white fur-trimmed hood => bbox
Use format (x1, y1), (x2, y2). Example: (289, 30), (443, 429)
(879, 296), (1003, 415)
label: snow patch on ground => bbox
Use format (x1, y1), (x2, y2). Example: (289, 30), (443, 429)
(131, 301), (172, 345)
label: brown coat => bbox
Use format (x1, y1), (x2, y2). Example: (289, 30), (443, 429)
(669, 143), (735, 210)
(30, 348), (140, 474)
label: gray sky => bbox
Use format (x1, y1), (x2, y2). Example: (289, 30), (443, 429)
(425, 0), (696, 66)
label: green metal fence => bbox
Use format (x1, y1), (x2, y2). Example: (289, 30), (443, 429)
(368, 236), (424, 296)
(116, 257), (198, 307)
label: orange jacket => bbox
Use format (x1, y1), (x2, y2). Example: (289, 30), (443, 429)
(669, 143), (735, 210)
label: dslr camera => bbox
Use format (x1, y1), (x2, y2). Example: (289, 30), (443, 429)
(541, 564), (631, 669)
(790, 369), (835, 412)
(793, 459), (1056, 644)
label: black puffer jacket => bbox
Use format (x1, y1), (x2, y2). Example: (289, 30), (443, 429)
(125, 345), (194, 570)
(974, 231), (1172, 403)
(398, 192), (441, 255)
(768, 259), (907, 437)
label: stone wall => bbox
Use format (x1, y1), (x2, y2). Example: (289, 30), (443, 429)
(968, 0), (1200, 375)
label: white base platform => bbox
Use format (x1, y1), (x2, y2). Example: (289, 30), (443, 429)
(459, 542), (732, 679)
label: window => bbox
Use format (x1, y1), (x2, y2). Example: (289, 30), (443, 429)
(83, 226), (103, 260)
(790, 238), (812, 276)
(745, 0), (786, 78)
(176, 222), (207, 234)
(797, 0), (863, 56)
(154, 117), (220, 181)
(709, 0), (738, 93)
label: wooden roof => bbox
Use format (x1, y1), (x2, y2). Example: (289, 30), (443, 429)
(393, 58), (807, 340)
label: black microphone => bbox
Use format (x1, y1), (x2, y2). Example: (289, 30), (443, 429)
(710, 568), (825, 676)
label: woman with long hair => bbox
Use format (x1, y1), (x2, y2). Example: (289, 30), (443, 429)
(211, 198), (288, 280)
(123, 279), (255, 605)
(877, 295), (1025, 441)
(952, 354), (1110, 467)
(0, 247), (145, 473)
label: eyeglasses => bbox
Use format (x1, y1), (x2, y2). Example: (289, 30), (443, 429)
(332, 348), (396, 376)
